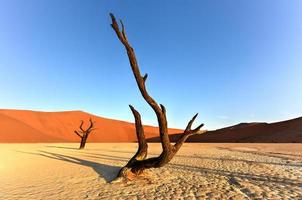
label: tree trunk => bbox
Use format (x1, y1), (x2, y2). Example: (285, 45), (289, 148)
(79, 135), (88, 149)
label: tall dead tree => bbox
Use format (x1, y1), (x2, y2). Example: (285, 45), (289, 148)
(110, 13), (204, 182)
(74, 118), (95, 149)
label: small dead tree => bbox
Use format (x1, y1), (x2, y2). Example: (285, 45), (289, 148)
(110, 13), (204, 182)
(74, 118), (95, 149)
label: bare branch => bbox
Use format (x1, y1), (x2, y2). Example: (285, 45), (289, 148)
(119, 19), (128, 41)
(185, 113), (198, 132)
(88, 128), (97, 133)
(160, 104), (166, 115)
(142, 73), (148, 82)
(129, 105), (148, 161)
(79, 120), (85, 132)
(110, 13), (171, 152)
(110, 13), (128, 47)
(173, 115), (204, 152)
(87, 118), (94, 130)
(192, 123), (204, 133)
(74, 130), (83, 138)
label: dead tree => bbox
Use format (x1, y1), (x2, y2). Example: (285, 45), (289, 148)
(74, 118), (95, 149)
(110, 13), (204, 182)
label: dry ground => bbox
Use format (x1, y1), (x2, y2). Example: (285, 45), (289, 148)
(0, 143), (301, 200)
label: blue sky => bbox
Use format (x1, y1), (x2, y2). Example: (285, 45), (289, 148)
(0, 0), (301, 129)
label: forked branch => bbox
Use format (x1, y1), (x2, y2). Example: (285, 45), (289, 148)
(110, 13), (204, 182)
(74, 118), (96, 149)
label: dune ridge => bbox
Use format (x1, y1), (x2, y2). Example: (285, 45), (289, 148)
(0, 109), (181, 143)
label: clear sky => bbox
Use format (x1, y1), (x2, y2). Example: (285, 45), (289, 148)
(0, 0), (301, 129)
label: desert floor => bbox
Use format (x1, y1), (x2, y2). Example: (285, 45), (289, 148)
(0, 143), (301, 200)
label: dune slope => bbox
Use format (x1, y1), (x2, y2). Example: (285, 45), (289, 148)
(159, 117), (302, 143)
(0, 109), (181, 143)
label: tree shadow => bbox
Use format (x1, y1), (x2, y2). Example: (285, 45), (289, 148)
(168, 163), (302, 188)
(17, 150), (121, 182)
(44, 145), (103, 151)
(75, 150), (302, 187)
(90, 149), (302, 167)
(16, 149), (302, 187)
(199, 155), (300, 167)
(44, 145), (79, 150)
(217, 147), (302, 162)
(80, 152), (129, 162)
(95, 149), (160, 157)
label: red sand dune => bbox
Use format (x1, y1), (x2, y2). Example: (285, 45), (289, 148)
(0, 109), (182, 143)
(153, 117), (302, 143)
(1, 109), (301, 143)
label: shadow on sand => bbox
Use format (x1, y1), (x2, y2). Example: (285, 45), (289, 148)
(217, 147), (302, 163)
(94, 148), (302, 167)
(70, 150), (302, 187)
(17, 150), (121, 182)
(16, 147), (302, 187)
(44, 145), (105, 151)
(44, 145), (79, 150)
(168, 163), (302, 188)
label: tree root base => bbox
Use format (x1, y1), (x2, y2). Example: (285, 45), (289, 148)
(111, 168), (152, 183)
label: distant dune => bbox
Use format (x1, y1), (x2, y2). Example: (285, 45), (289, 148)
(0, 109), (301, 143)
(0, 109), (181, 143)
(152, 117), (302, 143)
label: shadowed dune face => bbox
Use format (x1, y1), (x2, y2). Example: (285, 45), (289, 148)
(149, 117), (302, 143)
(0, 109), (182, 143)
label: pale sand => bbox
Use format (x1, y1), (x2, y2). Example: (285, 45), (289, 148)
(0, 143), (301, 200)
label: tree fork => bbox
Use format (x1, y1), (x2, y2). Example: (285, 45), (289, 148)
(74, 118), (95, 149)
(110, 13), (204, 182)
